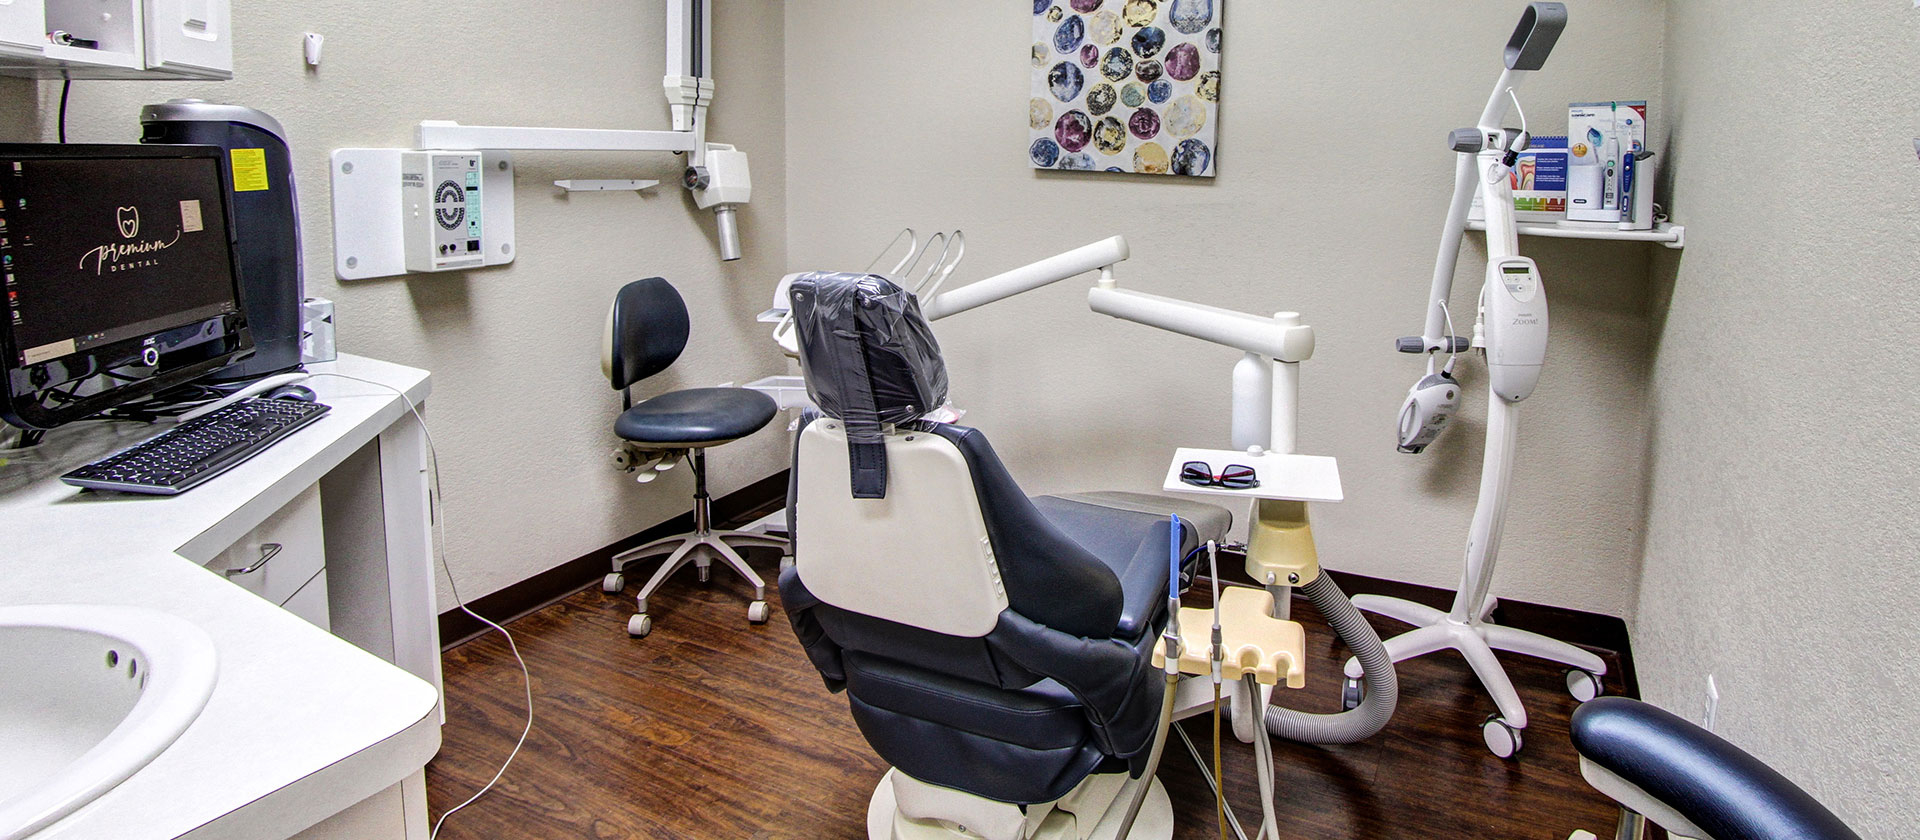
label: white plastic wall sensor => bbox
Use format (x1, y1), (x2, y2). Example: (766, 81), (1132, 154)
(303, 33), (323, 66)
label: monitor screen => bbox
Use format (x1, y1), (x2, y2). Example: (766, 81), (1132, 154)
(2, 154), (239, 367)
(0, 144), (250, 430)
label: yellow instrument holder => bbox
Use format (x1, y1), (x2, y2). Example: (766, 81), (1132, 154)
(1152, 586), (1307, 689)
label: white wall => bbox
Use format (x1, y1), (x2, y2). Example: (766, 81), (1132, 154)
(783, 0), (1666, 616)
(1633, 2), (1920, 835)
(0, 1), (793, 602)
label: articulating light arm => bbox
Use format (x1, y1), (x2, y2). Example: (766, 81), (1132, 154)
(921, 236), (1129, 321)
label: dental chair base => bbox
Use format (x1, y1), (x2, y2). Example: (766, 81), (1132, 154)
(868, 768), (1172, 840)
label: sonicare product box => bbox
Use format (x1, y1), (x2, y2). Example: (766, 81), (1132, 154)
(1567, 101), (1648, 223)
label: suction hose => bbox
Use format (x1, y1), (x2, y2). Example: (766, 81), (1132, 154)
(1111, 672), (1179, 840)
(1263, 574), (1398, 743)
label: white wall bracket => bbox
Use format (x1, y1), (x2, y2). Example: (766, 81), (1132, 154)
(329, 148), (518, 281)
(554, 179), (661, 192)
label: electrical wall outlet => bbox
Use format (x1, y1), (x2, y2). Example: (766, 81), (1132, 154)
(1702, 674), (1720, 731)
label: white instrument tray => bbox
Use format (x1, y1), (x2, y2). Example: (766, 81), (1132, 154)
(1161, 447), (1344, 503)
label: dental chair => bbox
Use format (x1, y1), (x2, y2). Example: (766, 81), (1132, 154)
(777, 272), (1230, 840)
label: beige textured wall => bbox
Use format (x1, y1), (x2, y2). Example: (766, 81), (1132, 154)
(783, 0), (1665, 615)
(1634, 1), (1920, 834)
(0, 2), (792, 601)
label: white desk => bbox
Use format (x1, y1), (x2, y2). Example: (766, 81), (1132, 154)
(0, 354), (443, 840)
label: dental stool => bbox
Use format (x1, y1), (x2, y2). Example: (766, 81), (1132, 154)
(1568, 697), (1862, 840)
(778, 271), (1229, 840)
(599, 277), (788, 638)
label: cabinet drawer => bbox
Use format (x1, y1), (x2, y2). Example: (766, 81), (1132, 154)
(209, 484), (326, 607)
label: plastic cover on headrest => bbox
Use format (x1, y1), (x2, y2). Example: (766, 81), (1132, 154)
(789, 271), (949, 499)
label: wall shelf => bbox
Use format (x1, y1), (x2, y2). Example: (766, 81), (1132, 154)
(1468, 219), (1685, 249)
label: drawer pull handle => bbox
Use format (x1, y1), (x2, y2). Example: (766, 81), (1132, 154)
(227, 543), (284, 577)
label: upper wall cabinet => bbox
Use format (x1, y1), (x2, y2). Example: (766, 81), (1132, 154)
(0, 0), (231, 80)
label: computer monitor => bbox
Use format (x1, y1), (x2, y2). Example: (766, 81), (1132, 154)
(0, 143), (253, 431)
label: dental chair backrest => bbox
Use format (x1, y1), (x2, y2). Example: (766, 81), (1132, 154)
(786, 271), (1125, 642)
(786, 271), (1000, 633)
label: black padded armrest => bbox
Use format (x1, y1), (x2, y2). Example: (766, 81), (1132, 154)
(1570, 697), (1861, 840)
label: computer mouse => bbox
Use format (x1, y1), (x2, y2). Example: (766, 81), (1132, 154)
(268, 384), (317, 402)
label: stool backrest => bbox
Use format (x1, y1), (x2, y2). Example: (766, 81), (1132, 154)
(603, 277), (691, 391)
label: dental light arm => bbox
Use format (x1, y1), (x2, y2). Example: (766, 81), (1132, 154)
(920, 236), (1130, 321)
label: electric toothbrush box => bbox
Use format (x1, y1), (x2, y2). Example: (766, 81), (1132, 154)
(1568, 101), (1647, 223)
(1470, 135), (1568, 222)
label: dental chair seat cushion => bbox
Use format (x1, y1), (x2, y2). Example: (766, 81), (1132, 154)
(614, 387), (778, 445)
(1045, 491), (1233, 545)
(1031, 494), (1226, 639)
(1570, 697), (1862, 840)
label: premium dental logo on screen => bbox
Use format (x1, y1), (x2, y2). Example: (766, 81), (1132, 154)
(81, 202), (188, 275)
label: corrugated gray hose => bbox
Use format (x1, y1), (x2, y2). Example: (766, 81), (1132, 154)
(1264, 574), (1397, 743)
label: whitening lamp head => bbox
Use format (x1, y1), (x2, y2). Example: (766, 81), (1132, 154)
(1397, 368), (1461, 454)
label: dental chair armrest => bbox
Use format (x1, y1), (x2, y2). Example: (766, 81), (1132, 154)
(1571, 697), (1862, 840)
(1111, 521), (1184, 639)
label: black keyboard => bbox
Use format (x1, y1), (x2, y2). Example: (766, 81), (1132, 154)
(62, 397), (332, 495)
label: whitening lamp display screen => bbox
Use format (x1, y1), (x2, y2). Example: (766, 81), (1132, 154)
(0, 155), (239, 367)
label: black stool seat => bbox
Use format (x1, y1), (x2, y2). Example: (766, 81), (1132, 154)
(616, 387), (778, 445)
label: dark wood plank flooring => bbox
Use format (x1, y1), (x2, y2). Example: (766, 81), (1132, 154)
(427, 550), (1628, 839)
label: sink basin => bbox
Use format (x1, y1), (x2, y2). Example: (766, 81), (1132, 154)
(0, 605), (217, 840)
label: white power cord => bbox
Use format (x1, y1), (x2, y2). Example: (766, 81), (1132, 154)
(305, 372), (533, 840)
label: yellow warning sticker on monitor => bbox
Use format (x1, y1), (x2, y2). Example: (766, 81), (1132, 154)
(229, 148), (269, 192)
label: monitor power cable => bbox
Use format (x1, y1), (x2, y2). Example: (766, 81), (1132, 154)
(304, 372), (532, 840)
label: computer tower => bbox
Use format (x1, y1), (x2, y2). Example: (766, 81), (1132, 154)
(140, 99), (303, 381)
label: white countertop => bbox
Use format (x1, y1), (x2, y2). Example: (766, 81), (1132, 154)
(0, 355), (443, 840)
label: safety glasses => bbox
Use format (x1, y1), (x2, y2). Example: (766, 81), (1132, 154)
(1179, 461), (1259, 490)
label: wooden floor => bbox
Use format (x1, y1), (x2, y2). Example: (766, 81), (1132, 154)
(427, 549), (1629, 839)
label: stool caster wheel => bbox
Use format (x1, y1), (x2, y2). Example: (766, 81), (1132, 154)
(628, 613), (653, 638)
(1482, 715), (1522, 759)
(1566, 669), (1603, 703)
(747, 600), (770, 624)
(602, 573), (626, 593)
(697, 565), (711, 584)
(779, 555), (795, 573)
(1340, 676), (1363, 711)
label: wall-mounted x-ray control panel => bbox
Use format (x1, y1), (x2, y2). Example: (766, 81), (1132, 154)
(329, 148), (516, 280)
(403, 152), (483, 272)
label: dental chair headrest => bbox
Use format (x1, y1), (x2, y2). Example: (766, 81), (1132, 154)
(789, 271), (949, 499)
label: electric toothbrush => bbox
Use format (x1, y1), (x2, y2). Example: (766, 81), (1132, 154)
(1601, 103), (1620, 211)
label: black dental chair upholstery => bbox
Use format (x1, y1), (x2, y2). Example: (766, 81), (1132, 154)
(777, 271), (1228, 807)
(1571, 697), (1862, 840)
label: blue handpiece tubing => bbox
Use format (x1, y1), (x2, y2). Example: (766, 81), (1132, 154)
(1168, 514), (1182, 596)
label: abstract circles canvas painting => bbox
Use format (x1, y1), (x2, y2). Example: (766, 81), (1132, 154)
(1031, 0), (1219, 176)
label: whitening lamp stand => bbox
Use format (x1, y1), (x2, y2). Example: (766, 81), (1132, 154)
(1345, 2), (1606, 759)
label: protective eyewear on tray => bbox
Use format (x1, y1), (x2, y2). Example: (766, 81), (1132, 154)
(1179, 461), (1259, 490)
